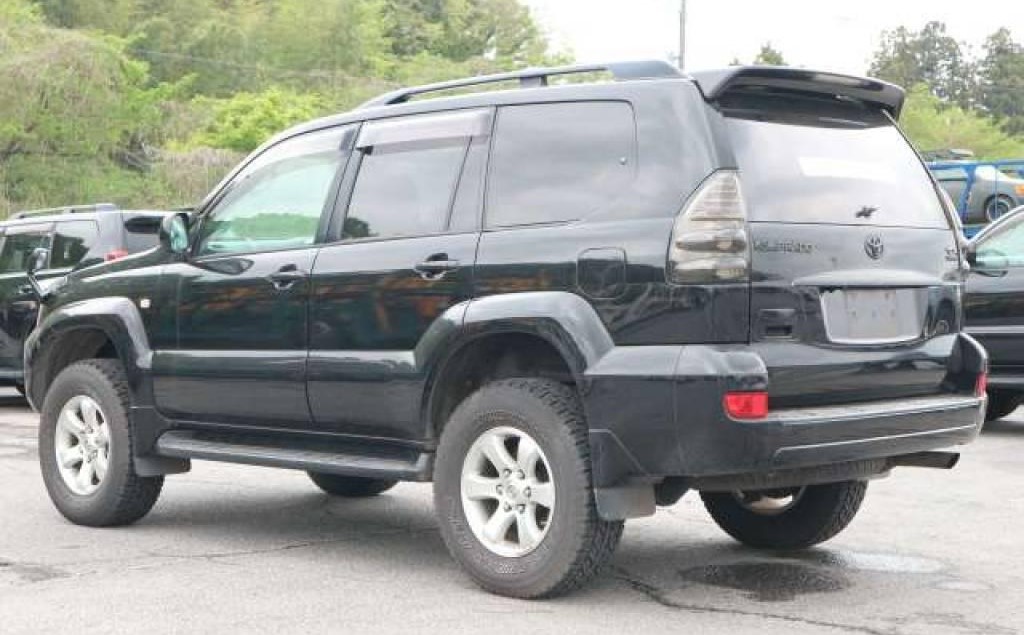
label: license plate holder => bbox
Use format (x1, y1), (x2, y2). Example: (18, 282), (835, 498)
(820, 288), (925, 344)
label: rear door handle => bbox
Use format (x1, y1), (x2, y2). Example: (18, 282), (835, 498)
(414, 254), (460, 279)
(266, 265), (309, 290)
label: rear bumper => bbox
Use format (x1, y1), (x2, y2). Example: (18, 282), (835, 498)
(583, 333), (986, 488)
(756, 394), (983, 470)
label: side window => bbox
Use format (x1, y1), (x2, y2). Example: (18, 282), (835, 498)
(121, 215), (162, 253)
(448, 137), (488, 234)
(0, 226), (50, 274)
(197, 127), (350, 256)
(343, 109), (491, 240)
(487, 101), (637, 228)
(51, 220), (99, 268)
(976, 216), (1024, 267)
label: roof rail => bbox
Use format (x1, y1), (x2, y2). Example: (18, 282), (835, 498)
(359, 60), (684, 109)
(11, 202), (118, 220)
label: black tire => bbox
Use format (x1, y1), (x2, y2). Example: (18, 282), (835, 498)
(701, 480), (867, 550)
(434, 378), (623, 599)
(307, 472), (397, 497)
(985, 391), (1021, 423)
(38, 359), (163, 527)
(985, 195), (1016, 222)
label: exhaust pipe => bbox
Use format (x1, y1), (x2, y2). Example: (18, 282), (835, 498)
(890, 451), (960, 470)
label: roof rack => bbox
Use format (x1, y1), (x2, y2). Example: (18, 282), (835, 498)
(359, 60), (684, 109)
(11, 202), (118, 220)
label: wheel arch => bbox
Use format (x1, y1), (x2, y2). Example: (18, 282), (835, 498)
(25, 297), (153, 410)
(421, 292), (615, 441)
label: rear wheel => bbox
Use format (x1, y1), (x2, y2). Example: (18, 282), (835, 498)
(701, 481), (867, 550)
(307, 472), (397, 497)
(434, 378), (623, 598)
(985, 195), (1016, 222)
(38, 359), (163, 527)
(985, 391), (1021, 423)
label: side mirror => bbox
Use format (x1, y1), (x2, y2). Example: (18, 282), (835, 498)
(964, 244), (977, 266)
(159, 213), (191, 255)
(26, 247), (49, 275)
(24, 247), (51, 302)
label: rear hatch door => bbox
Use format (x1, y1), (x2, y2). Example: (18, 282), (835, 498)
(713, 81), (962, 407)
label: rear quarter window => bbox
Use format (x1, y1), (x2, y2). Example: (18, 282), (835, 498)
(721, 92), (948, 229)
(51, 220), (100, 268)
(122, 214), (163, 253)
(486, 101), (637, 228)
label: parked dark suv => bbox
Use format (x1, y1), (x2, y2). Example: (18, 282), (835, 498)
(0, 204), (168, 393)
(24, 62), (986, 599)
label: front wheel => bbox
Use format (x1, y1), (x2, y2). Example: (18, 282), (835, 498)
(701, 481), (867, 550)
(433, 378), (623, 599)
(38, 359), (163, 527)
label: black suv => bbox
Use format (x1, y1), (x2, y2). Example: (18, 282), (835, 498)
(0, 204), (168, 393)
(24, 62), (987, 599)
(963, 205), (1024, 419)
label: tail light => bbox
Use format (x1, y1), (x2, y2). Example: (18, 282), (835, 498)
(668, 171), (750, 284)
(105, 249), (129, 261)
(724, 391), (769, 420)
(975, 372), (988, 398)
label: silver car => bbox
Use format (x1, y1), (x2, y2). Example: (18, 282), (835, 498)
(932, 164), (1024, 223)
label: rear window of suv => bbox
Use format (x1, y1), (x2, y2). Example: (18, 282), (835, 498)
(720, 91), (948, 229)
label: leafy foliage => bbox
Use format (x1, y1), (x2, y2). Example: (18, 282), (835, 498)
(977, 28), (1024, 136)
(900, 85), (1024, 159)
(187, 89), (325, 153)
(0, 0), (560, 216)
(870, 22), (976, 109)
(752, 43), (786, 66)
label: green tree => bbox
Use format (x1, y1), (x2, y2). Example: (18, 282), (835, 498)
(7, 0), (563, 214)
(899, 85), (1024, 159)
(977, 28), (1024, 136)
(753, 42), (786, 66)
(869, 21), (975, 108)
(382, 0), (550, 66)
(186, 89), (325, 153)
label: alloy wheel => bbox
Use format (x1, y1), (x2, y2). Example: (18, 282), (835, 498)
(460, 426), (556, 557)
(54, 395), (111, 496)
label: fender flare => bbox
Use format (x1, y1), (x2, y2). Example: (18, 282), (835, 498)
(417, 291), (615, 436)
(25, 297), (154, 410)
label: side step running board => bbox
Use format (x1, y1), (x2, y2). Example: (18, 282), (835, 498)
(155, 430), (432, 482)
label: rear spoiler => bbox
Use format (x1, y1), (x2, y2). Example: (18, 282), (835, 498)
(689, 66), (906, 119)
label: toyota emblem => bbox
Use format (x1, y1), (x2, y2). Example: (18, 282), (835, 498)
(864, 234), (884, 260)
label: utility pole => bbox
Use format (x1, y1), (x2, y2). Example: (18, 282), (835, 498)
(678, 0), (687, 70)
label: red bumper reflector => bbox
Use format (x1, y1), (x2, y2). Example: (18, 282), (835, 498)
(105, 249), (129, 261)
(724, 391), (769, 420)
(975, 373), (988, 398)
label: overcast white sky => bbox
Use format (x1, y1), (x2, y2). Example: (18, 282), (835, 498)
(525, 0), (1024, 75)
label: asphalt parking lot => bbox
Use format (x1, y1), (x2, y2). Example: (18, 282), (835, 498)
(1, 388), (1022, 635)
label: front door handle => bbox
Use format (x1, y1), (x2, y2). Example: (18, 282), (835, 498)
(266, 265), (309, 290)
(414, 254), (460, 280)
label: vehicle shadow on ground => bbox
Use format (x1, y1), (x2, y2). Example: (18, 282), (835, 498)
(0, 394), (29, 410)
(133, 484), (954, 611)
(982, 415), (1024, 437)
